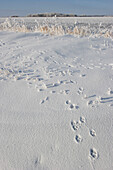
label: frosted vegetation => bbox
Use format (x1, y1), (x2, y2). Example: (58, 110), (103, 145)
(0, 17), (113, 38)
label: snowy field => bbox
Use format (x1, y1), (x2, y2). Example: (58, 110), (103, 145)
(0, 17), (113, 170)
(0, 17), (113, 37)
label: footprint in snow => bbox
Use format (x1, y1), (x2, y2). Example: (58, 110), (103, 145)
(80, 116), (86, 123)
(80, 74), (86, 78)
(77, 87), (84, 95)
(65, 100), (79, 110)
(40, 97), (49, 104)
(107, 88), (113, 95)
(89, 129), (96, 137)
(71, 120), (81, 131)
(65, 100), (71, 104)
(75, 134), (83, 143)
(89, 148), (99, 160)
(70, 116), (86, 132)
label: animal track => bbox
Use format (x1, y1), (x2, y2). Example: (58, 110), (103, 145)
(87, 98), (100, 107)
(40, 96), (49, 104)
(107, 88), (113, 95)
(40, 100), (45, 104)
(75, 105), (79, 109)
(75, 135), (83, 143)
(84, 94), (96, 99)
(50, 90), (56, 94)
(65, 100), (79, 110)
(80, 116), (86, 123)
(34, 158), (39, 167)
(87, 100), (94, 106)
(69, 104), (75, 109)
(33, 155), (43, 169)
(71, 120), (80, 131)
(70, 115), (98, 167)
(99, 96), (113, 104)
(65, 100), (71, 104)
(59, 89), (70, 95)
(90, 129), (96, 137)
(86, 94), (113, 108)
(77, 87), (84, 95)
(89, 148), (99, 160)
(71, 116), (86, 132)
(80, 74), (86, 77)
(37, 88), (45, 92)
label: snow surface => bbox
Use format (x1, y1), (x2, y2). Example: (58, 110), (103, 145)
(0, 18), (113, 170)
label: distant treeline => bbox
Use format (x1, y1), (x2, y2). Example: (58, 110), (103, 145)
(10, 13), (112, 18)
(27, 13), (77, 17)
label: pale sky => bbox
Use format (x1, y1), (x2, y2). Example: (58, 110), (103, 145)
(0, 0), (113, 16)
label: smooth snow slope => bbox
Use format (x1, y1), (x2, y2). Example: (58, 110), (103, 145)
(0, 28), (113, 170)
